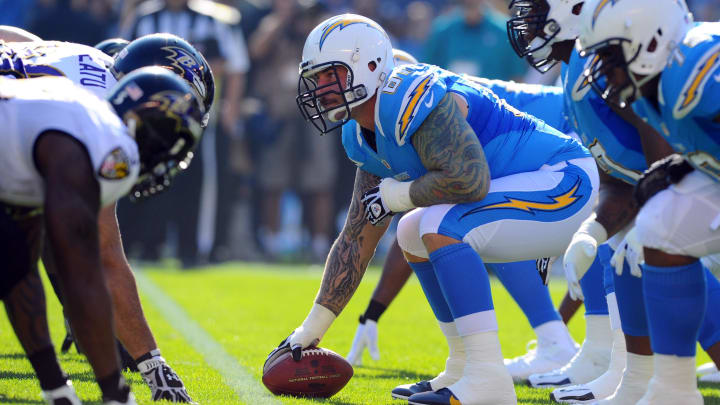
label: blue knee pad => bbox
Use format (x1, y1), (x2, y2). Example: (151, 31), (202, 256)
(599, 244), (615, 295)
(410, 261), (453, 323)
(602, 247), (649, 336)
(489, 260), (560, 328)
(698, 267), (720, 350)
(429, 243), (493, 319)
(643, 261), (707, 356)
(580, 253), (609, 315)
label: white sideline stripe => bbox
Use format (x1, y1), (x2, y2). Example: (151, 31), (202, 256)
(134, 269), (281, 405)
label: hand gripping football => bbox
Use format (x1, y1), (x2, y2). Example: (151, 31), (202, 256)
(262, 347), (353, 398)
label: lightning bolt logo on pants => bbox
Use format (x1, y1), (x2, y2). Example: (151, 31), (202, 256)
(478, 181), (581, 212)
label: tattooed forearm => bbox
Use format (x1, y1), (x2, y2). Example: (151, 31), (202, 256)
(410, 93), (490, 206)
(315, 169), (388, 315)
(596, 170), (638, 237)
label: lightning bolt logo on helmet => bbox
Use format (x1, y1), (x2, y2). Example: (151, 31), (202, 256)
(162, 45), (206, 100)
(319, 17), (385, 50)
(592, 0), (620, 28)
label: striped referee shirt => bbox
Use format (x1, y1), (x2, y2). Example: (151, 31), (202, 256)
(122, 0), (250, 74)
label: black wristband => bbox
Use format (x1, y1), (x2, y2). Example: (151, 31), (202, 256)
(362, 299), (388, 323)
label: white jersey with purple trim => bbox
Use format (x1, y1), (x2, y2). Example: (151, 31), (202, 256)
(0, 40), (116, 99)
(0, 76), (139, 207)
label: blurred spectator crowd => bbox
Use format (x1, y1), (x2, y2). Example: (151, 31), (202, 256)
(3, 0), (719, 267)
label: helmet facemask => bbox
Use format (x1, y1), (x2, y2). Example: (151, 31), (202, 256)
(125, 95), (202, 200)
(580, 39), (650, 108)
(297, 60), (369, 135)
(507, 0), (586, 73)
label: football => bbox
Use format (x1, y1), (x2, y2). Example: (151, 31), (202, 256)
(262, 347), (353, 398)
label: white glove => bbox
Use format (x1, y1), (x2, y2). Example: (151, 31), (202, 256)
(346, 319), (380, 365)
(264, 304), (336, 369)
(562, 216), (608, 301)
(611, 227), (644, 277)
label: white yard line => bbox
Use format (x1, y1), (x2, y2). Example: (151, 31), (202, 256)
(134, 269), (282, 405)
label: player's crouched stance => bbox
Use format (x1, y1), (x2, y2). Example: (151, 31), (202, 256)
(0, 68), (203, 405)
(578, 0), (720, 403)
(266, 14), (599, 405)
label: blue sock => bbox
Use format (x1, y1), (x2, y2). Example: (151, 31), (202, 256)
(602, 247), (649, 336)
(598, 244), (615, 295)
(489, 260), (561, 328)
(429, 243), (493, 319)
(643, 260), (707, 356)
(409, 260), (453, 323)
(698, 267), (720, 350)
(580, 254), (609, 315)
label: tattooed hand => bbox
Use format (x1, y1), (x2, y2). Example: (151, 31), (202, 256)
(315, 169), (391, 315)
(410, 93), (490, 207)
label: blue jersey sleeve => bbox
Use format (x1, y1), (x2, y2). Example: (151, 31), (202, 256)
(376, 63), (448, 148)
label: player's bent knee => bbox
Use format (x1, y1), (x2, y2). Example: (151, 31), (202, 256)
(397, 208), (429, 259)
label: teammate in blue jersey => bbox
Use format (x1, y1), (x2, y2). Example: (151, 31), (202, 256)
(507, 0), (720, 403)
(578, 1), (720, 403)
(345, 50), (579, 388)
(265, 14), (599, 405)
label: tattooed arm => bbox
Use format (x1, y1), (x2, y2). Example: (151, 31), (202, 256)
(315, 168), (390, 315)
(596, 169), (637, 238)
(409, 93), (490, 206)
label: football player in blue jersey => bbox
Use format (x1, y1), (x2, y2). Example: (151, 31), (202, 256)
(345, 50), (579, 388)
(266, 14), (600, 404)
(578, 0), (720, 403)
(508, 1), (720, 403)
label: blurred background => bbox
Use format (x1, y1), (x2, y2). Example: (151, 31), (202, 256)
(3, 0), (718, 267)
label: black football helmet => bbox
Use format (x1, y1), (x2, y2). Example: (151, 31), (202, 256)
(94, 38), (130, 58)
(111, 33), (215, 127)
(108, 66), (205, 200)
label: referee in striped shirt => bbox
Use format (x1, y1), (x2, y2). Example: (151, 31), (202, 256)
(119, 0), (250, 267)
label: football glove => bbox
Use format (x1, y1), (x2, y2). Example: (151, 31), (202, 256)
(264, 304), (336, 367)
(346, 318), (380, 365)
(361, 186), (393, 225)
(536, 257), (555, 286)
(562, 216), (608, 300)
(635, 153), (693, 207)
(611, 227), (643, 278)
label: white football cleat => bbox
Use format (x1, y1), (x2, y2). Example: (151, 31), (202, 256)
(42, 380), (82, 405)
(504, 339), (578, 382)
(103, 392), (137, 405)
(594, 353), (653, 405)
(527, 339), (610, 388)
(697, 361), (718, 376)
(346, 319), (379, 366)
(635, 354), (702, 405)
(550, 329), (626, 403)
(699, 370), (720, 383)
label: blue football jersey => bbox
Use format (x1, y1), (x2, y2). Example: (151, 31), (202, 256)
(341, 63), (588, 181)
(633, 22), (720, 182)
(463, 76), (573, 135)
(562, 49), (647, 185)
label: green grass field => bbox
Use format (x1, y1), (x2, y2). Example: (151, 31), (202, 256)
(1, 262), (718, 404)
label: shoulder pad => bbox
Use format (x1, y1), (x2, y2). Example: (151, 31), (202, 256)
(341, 120), (365, 168)
(376, 64), (447, 147)
(669, 39), (720, 119)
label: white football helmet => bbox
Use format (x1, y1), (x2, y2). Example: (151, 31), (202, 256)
(297, 14), (394, 134)
(392, 48), (419, 66)
(577, 0), (693, 106)
(507, 0), (586, 72)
